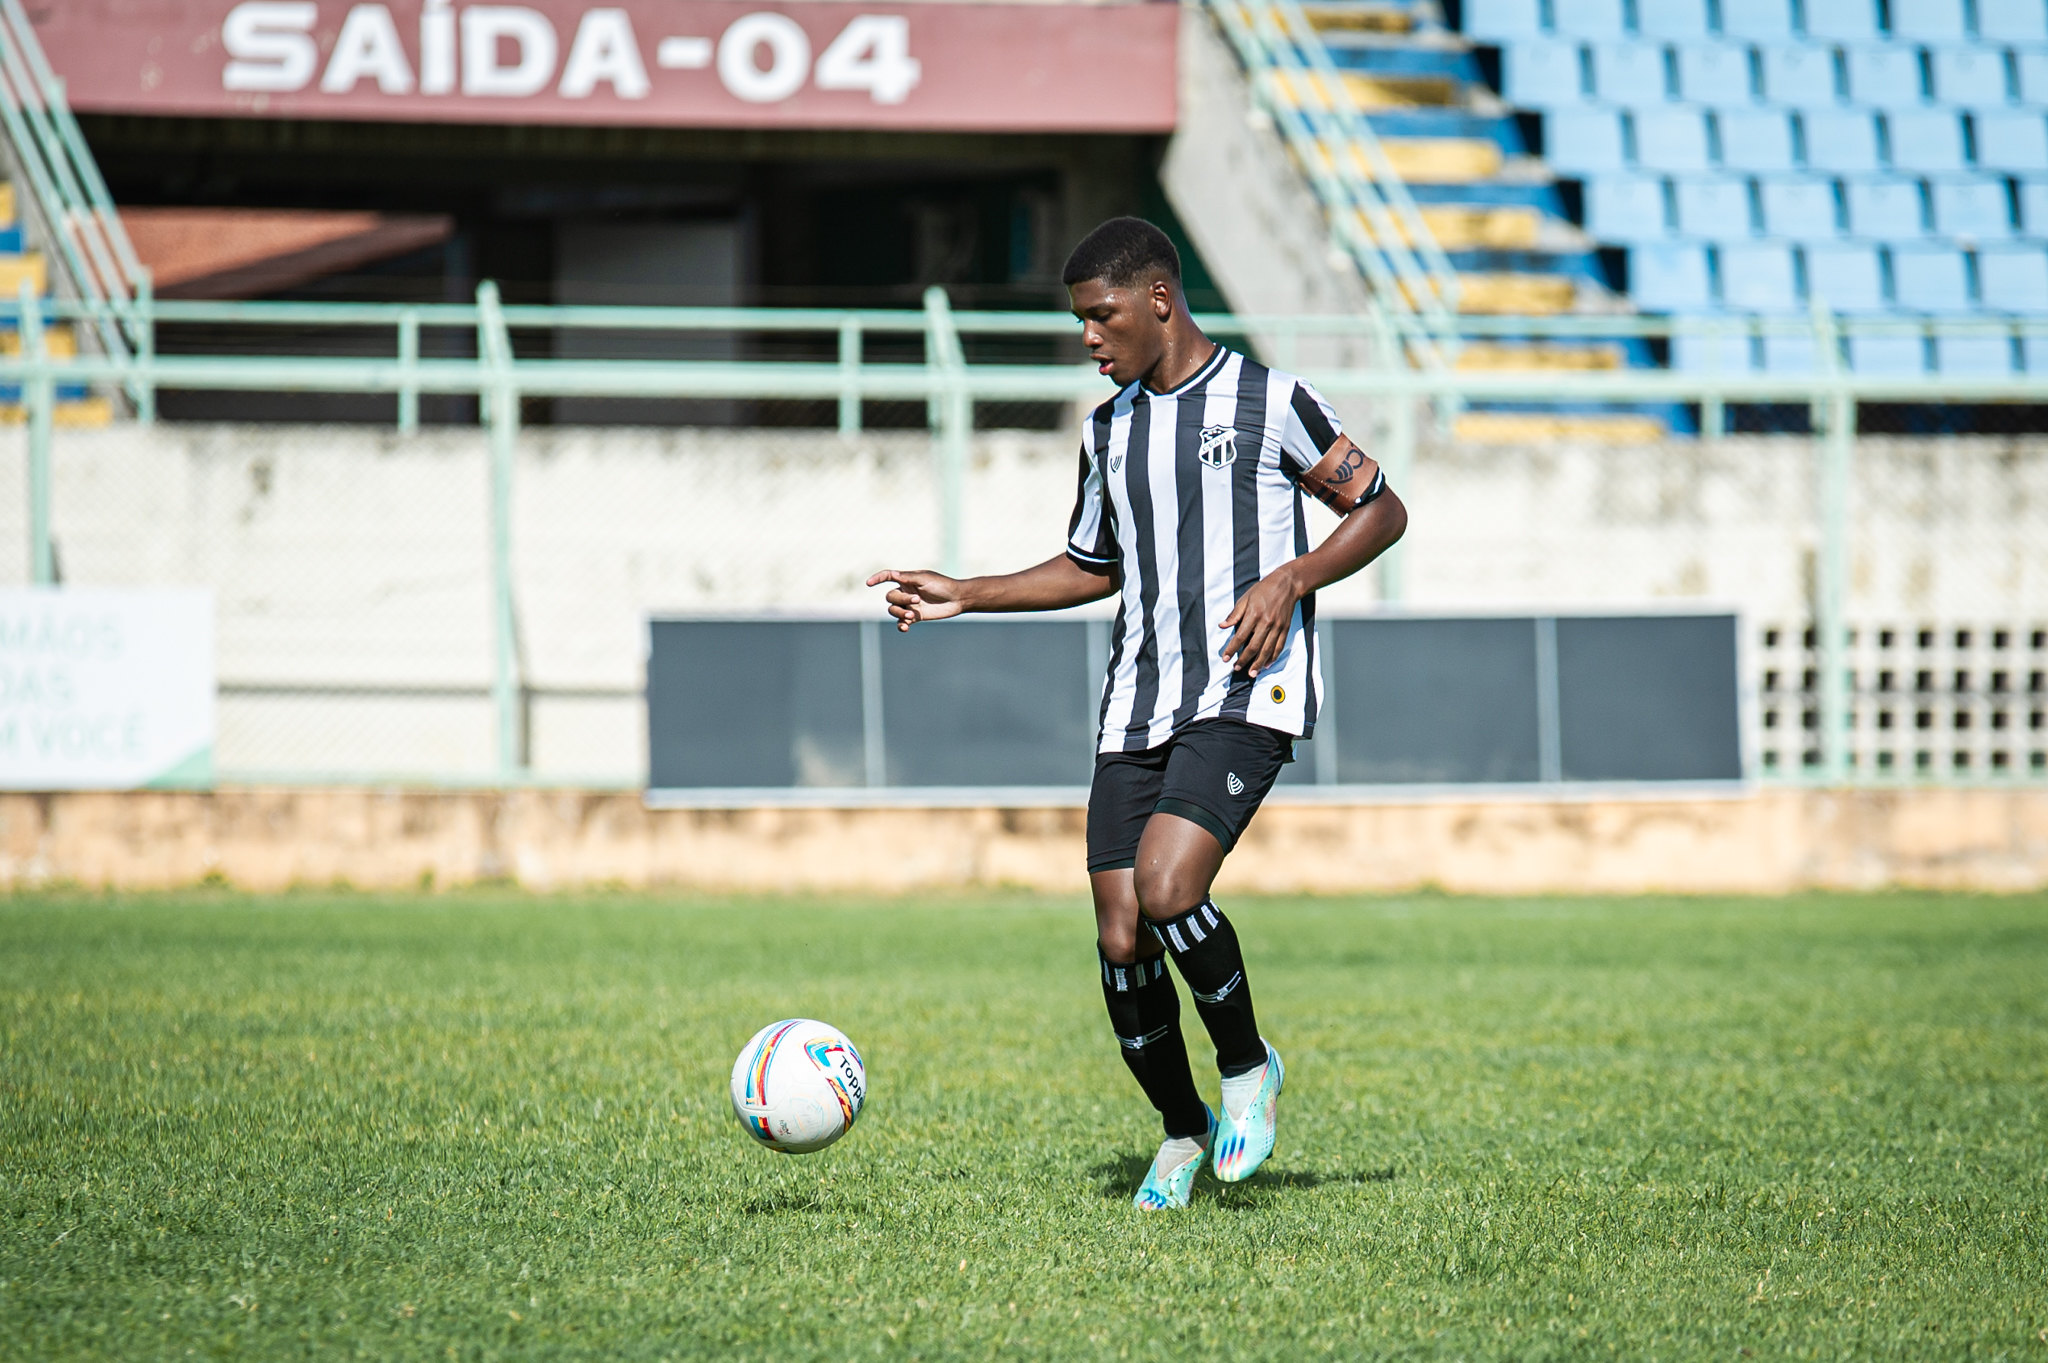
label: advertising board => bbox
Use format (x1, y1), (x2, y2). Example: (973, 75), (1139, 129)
(0, 589), (215, 791)
(31, 0), (1178, 133)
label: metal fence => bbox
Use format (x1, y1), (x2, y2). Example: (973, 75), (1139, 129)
(2, 286), (2044, 791)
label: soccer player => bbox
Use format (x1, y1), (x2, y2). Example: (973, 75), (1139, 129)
(867, 218), (1407, 1209)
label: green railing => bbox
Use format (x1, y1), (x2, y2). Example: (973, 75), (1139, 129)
(5, 284), (2046, 787)
(0, 0), (150, 409)
(1206, 0), (1461, 368)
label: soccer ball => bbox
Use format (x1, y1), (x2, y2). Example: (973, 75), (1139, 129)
(729, 1019), (866, 1153)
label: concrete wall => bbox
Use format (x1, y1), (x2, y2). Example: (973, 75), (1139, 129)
(0, 423), (2041, 780)
(2, 787), (2044, 893)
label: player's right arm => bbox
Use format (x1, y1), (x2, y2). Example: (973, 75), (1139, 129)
(866, 555), (1114, 631)
(869, 431), (1119, 630)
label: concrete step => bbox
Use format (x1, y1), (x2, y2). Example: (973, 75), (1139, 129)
(0, 253), (47, 297)
(1452, 409), (1669, 441)
(1455, 341), (1625, 370)
(0, 323), (77, 358)
(0, 397), (113, 426)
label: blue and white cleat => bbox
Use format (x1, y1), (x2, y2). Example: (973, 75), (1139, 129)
(1132, 1106), (1215, 1211)
(1212, 1041), (1284, 1183)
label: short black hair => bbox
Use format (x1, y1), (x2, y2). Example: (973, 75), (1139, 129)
(1061, 217), (1181, 290)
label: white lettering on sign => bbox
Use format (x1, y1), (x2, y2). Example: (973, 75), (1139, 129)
(421, 0), (457, 93)
(559, 9), (648, 98)
(655, 35), (712, 70)
(321, 3), (414, 92)
(461, 5), (557, 96)
(813, 15), (918, 105)
(716, 12), (808, 103)
(220, 2), (922, 105)
(222, 1), (319, 91)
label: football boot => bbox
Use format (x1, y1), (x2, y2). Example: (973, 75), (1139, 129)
(1211, 1041), (1284, 1183)
(1132, 1105), (1215, 1211)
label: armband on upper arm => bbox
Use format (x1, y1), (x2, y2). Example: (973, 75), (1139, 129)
(1297, 437), (1389, 514)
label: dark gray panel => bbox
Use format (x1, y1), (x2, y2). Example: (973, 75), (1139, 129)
(1331, 618), (1543, 783)
(647, 621), (863, 788)
(880, 621), (1094, 785)
(1556, 615), (1742, 780)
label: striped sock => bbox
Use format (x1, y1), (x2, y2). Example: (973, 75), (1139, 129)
(1099, 949), (1209, 1140)
(1146, 898), (1266, 1077)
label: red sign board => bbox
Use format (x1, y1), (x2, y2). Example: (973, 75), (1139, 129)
(31, 0), (1177, 133)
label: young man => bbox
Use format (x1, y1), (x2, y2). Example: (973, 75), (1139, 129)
(867, 218), (1407, 1210)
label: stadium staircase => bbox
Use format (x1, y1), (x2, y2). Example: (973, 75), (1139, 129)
(0, 0), (146, 425)
(1215, 0), (1675, 440)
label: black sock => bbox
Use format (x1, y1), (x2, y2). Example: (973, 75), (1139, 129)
(1099, 949), (1210, 1140)
(1146, 898), (1266, 1077)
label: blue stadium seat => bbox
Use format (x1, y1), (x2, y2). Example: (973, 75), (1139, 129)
(2016, 51), (2048, 105)
(1587, 175), (1670, 239)
(1976, 246), (2048, 311)
(1760, 47), (1842, 107)
(1552, 0), (1626, 39)
(1463, 0), (1542, 39)
(1547, 109), (1628, 170)
(1892, 246), (1972, 309)
(1804, 111), (1883, 171)
(1718, 110), (1797, 170)
(1630, 243), (1714, 308)
(1678, 44), (1755, 104)
(1848, 332), (1927, 372)
(1719, 242), (1800, 308)
(1593, 43), (1670, 104)
(1930, 178), (2014, 237)
(1506, 39), (1586, 106)
(1972, 112), (2048, 172)
(1845, 178), (1928, 238)
(1803, 0), (1881, 41)
(1761, 331), (1819, 371)
(1888, 0), (1967, 41)
(1676, 177), (1756, 236)
(1934, 332), (2015, 374)
(1638, 0), (1710, 39)
(1845, 48), (1927, 108)
(1806, 243), (1888, 310)
(1931, 49), (2015, 110)
(1719, 0), (1796, 40)
(1760, 178), (1841, 237)
(1976, 0), (2048, 43)
(1634, 108), (1713, 170)
(1672, 319), (1755, 370)
(2019, 180), (2048, 232)
(1887, 111), (1967, 171)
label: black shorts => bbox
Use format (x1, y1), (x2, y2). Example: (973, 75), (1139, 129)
(1085, 719), (1295, 873)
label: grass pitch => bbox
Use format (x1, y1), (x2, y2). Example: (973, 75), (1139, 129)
(2, 890), (2044, 1360)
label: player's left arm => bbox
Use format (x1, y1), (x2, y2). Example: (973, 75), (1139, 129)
(1219, 433), (1407, 675)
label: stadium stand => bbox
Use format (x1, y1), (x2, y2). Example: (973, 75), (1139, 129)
(1452, 0), (2048, 378)
(0, 180), (104, 424)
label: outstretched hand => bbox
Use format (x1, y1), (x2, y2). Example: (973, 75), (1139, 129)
(866, 569), (967, 632)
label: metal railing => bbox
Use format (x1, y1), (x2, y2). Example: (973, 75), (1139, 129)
(1206, 0), (1461, 369)
(3, 286), (2045, 788)
(0, 0), (149, 410)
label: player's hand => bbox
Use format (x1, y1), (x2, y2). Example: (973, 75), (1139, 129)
(866, 569), (967, 632)
(1219, 569), (1301, 675)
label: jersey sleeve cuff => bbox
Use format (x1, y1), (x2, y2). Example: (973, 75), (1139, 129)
(1066, 545), (1117, 571)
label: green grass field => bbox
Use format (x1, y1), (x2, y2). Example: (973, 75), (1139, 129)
(2, 890), (2044, 1360)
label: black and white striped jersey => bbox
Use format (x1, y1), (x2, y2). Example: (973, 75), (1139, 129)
(1065, 345), (1346, 753)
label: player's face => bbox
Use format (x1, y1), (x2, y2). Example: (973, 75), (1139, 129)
(1069, 277), (1170, 387)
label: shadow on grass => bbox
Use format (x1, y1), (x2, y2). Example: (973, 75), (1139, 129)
(1089, 1154), (1395, 1202)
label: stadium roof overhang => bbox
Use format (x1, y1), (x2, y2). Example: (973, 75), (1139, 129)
(33, 0), (1178, 134)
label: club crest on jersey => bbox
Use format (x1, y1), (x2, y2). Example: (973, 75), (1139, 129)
(1198, 425), (1238, 470)
(1108, 451), (1124, 474)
